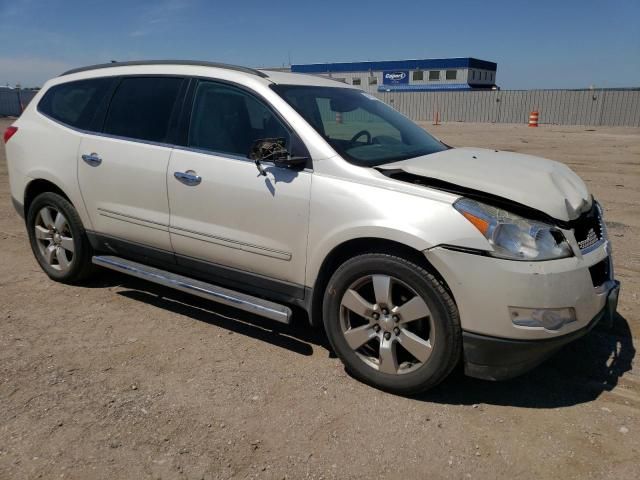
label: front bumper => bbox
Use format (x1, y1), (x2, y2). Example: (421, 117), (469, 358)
(425, 242), (614, 340)
(425, 239), (620, 380)
(462, 280), (619, 380)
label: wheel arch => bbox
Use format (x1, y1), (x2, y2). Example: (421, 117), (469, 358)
(23, 178), (73, 220)
(308, 237), (455, 327)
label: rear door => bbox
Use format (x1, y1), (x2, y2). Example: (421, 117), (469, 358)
(78, 76), (186, 253)
(167, 79), (312, 291)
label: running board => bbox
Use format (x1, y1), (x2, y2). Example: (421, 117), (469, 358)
(92, 255), (292, 324)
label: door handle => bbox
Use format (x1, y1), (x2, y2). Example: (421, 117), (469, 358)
(81, 153), (102, 167)
(174, 170), (202, 186)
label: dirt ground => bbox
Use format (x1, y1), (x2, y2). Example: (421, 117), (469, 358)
(1, 118), (639, 480)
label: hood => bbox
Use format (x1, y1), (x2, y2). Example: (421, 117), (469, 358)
(380, 147), (591, 222)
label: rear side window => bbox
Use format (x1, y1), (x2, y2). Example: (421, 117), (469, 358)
(38, 78), (113, 130)
(103, 77), (182, 143)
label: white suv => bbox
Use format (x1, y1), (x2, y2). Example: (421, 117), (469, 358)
(5, 61), (619, 394)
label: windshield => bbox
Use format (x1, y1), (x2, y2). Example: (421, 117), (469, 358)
(271, 85), (447, 166)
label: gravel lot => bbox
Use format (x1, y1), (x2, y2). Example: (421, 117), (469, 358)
(1, 118), (639, 480)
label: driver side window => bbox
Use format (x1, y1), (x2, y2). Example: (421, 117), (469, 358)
(188, 81), (290, 157)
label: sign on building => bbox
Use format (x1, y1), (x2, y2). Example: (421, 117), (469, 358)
(382, 71), (409, 85)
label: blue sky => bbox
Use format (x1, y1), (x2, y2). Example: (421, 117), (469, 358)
(1, 0), (638, 89)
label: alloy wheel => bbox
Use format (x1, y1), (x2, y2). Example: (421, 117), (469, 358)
(339, 274), (434, 375)
(33, 206), (75, 272)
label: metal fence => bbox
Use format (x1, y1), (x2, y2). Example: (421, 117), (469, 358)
(374, 89), (640, 127)
(0, 89), (38, 117)
(2, 86), (639, 127)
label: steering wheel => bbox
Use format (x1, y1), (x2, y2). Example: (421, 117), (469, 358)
(350, 130), (372, 144)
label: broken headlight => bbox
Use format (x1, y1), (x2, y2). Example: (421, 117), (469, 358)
(454, 198), (572, 261)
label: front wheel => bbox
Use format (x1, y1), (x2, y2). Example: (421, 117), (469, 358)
(323, 253), (461, 395)
(26, 192), (95, 283)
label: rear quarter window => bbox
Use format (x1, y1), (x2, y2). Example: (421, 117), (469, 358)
(38, 78), (114, 130)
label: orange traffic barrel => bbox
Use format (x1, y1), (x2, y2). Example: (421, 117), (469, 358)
(528, 110), (539, 127)
(336, 112), (343, 124)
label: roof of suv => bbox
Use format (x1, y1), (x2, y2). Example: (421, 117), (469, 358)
(59, 60), (355, 89)
(61, 60), (268, 78)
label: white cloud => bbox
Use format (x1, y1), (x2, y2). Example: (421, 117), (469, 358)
(128, 0), (196, 37)
(129, 29), (149, 38)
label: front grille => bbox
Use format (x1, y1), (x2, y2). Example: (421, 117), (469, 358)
(589, 257), (610, 288)
(573, 205), (604, 252)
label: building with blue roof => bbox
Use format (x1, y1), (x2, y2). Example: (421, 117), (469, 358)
(290, 58), (498, 92)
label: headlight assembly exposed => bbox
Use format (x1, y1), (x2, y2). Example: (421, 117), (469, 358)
(453, 198), (572, 260)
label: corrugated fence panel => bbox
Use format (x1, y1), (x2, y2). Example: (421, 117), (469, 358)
(630, 91), (640, 126)
(0, 90), (37, 116)
(600, 90), (615, 126)
(0, 90), (22, 116)
(622, 90), (640, 126)
(2, 88), (637, 126)
(372, 89), (639, 127)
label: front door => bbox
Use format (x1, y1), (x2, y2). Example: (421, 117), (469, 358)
(167, 80), (311, 290)
(78, 76), (185, 252)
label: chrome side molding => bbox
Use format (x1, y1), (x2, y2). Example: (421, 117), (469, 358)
(92, 255), (292, 324)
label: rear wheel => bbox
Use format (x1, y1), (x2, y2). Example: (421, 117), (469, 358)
(26, 192), (95, 283)
(323, 253), (461, 394)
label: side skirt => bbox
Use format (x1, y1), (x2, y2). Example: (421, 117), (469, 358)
(93, 255), (292, 324)
(86, 231), (312, 312)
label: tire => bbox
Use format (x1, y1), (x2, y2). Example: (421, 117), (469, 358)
(323, 253), (461, 395)
(26, 192), (95, 284)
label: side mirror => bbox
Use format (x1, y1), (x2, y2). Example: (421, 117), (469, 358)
(249, 138), (308, 176)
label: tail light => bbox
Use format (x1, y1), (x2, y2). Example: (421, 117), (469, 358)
(3, 126), (18, 144)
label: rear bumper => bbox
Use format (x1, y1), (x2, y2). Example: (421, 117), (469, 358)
(463, 280), (620, 380)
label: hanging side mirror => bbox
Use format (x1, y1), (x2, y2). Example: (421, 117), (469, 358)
(248, 138), (309, 176)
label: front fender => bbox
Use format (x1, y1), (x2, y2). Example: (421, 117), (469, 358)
(305, 174), (489, 286)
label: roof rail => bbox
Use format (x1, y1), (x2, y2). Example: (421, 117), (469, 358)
(60, 60), (269, 78)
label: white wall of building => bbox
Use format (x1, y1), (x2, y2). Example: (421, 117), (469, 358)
(318, 67), (495, 92)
